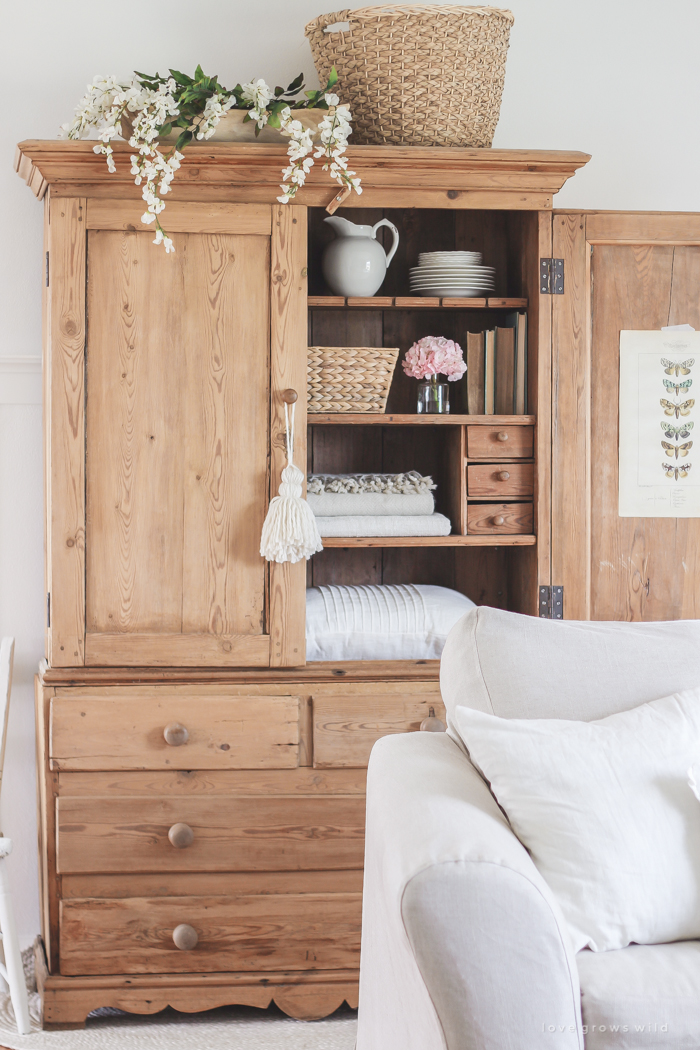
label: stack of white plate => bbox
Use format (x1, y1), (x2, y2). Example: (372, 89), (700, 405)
(410, 251), (496, 297)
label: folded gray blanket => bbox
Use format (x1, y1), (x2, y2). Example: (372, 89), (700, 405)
(308, 491), (435, 516)
(308, 471), (435, 495)
(315, 513), (452, 537)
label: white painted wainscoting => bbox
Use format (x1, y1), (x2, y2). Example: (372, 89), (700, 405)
(0, 357), (43, 947)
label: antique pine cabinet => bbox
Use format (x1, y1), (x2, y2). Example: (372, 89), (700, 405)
(17, 138), (700, 1027)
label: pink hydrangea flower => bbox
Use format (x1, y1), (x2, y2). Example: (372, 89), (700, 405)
(402, 336), (466, 382)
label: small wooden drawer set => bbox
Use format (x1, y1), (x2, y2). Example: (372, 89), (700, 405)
(36, 670), (444, 1025)
(455, 421), (535, 536)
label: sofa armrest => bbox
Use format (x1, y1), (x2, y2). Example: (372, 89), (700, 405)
(357, 732), (583, 1050)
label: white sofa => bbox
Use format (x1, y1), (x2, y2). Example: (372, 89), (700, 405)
(356, 608), (700, 1050)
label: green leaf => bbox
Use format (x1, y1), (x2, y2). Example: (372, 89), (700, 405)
(169, 68), (192, 86)
(286, 72), (305, 94)
(194, 64), (204, 81)
(267, 112), (281, 128)
(158, 122), (173, 137)
(327, 66), (338, 88)
(175, 129), (193, 151)
(274, 86), (284, 96)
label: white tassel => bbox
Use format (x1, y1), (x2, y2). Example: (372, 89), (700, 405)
(260, 401), (323, 564)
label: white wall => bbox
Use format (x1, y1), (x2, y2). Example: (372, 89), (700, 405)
(2, 0), (699, 946)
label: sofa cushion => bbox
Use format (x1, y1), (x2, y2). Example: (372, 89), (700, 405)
(577, 941), (700, 1049)
(453, 690), (700, 952)
(440, 607), (700, 726)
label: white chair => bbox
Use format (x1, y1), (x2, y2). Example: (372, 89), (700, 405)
(0, 638), (31, 1035)
(357, 608), (700, 1050)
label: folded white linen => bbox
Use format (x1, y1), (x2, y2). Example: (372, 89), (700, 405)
(306, 583), (475, 661)
(315, 513), (452, 537)
(307, 491), (435, 516)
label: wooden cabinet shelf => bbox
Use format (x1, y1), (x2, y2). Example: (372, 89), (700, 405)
(320, 535), (536, 547)
(308, 413), (535, 426)
(308, 296), (528, 309)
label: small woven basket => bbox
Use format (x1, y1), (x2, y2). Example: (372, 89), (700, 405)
(305, 5), (514, 148)
(308, 346), (399, 413)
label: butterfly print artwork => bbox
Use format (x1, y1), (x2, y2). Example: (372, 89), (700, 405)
(660, 398), (695, 418)
(661, 440), (693, 459)
(663, 377), (693, 397)
(661, 462), (692, 480)
(661, 358), (694, 376)
(661, 421), (694, 440)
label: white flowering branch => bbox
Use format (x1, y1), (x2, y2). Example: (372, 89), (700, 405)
(61, 68), (362, 251)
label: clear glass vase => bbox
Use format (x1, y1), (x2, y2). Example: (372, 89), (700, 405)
(417, 377), (449, 414)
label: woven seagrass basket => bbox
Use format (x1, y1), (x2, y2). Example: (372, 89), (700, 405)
(304, 5), (514, 148)
(308, 346), (399, 412)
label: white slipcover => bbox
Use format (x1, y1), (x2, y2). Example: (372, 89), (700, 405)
(357, 607), (700, 1050)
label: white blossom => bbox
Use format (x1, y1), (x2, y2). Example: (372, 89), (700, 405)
(241, 78), (274, 128)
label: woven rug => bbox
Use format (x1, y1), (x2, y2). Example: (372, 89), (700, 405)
(0, 953), (357, 1050)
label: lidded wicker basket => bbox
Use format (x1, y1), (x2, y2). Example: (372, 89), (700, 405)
(308, 346), (399, 413)
(305, 5), (514, 148)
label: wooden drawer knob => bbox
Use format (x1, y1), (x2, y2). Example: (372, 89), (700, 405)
(497, 431), (509, 442)
(420, 707), (446, 733)
(168, 823), (194, 849)
(282, 388), (298, 404)
(163, 722), (189, 747)
(492, 515), (506, 526)
(497, 470), (510, 481)
(172, 924), (198, 951)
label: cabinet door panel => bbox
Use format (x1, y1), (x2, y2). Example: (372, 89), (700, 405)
(85, 229), (269, 664)
(552, 212), (700, 619)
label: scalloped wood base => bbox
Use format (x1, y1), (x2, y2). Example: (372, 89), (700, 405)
(35, 940), (358, 1030)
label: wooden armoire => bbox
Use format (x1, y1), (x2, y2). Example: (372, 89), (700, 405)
(16, 138), (700, 1028)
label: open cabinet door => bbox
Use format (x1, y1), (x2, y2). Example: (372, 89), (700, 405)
(551, 212), (700, 620)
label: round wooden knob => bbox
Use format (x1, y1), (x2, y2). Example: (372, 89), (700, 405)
(172, 924), (198, 951)
(492, 515), (506, 526)
(420, 706), (447, 733)
(497, 431), (509, 442)
(168, 823), (194, 849)
(281, 388), (298, 404)
(163, 722), (189, 747)
(497, 470), (510, 481)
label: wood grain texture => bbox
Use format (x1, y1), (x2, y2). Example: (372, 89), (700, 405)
(16, 141), (591, 207)
(588, 239), (700, 619)
(86, 199), (271, 234)
(85, 229), (270, 666)
(47, 197), (86, 666)
(62, 869), (364, 898)
(57, 767), (367, 797)
(59, 893), (361, 975)
(467, 462), (534, 498)
(41, 659), (441, 686)
(466, 503), (533, 535)
(309, 414), (535, 426)
(36, 947), (358, 1027)
(313, 694), (444, 768)
(49, 695), (299, 771)
(84, 633), (270, 668)
(35, 680), (60, 973)
(56, 795), (365, 873)
(466, 425), (534, 458)
(269, 206), (308, 667)
(551, 214), (589, 618)
(584, 211), (700, 244)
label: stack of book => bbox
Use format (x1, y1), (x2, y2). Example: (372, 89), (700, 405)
(465, 312), (527, 415)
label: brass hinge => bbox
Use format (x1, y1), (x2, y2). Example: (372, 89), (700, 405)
(539, 585), (563, 619)
(540, 258), (564, 295)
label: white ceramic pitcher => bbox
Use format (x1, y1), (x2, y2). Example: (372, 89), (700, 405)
(322, 216), (400, 297)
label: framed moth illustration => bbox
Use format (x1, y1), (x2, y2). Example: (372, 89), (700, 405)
(619, 330), (700, 516)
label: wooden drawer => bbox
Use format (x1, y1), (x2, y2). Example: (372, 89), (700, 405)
(56, 795), (365, 873)
(313, 693), (445, 769)
(60, 892), (362, 975)
(467, 462), (534, 499)
(467, 425), (534, 459)
(49, 695), (300, 771)
(467, 503), (533, 535)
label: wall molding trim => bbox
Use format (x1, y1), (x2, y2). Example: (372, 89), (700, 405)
(0, 356), (42, 404)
